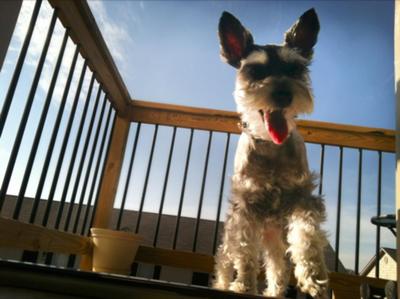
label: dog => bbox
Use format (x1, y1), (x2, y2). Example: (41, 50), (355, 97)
(213, 9), (328, 298)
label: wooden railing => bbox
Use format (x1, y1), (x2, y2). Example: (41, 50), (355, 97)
(0, 1), (396, 299)
(128, 99), (395, 152)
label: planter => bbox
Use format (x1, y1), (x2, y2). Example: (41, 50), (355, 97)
(90, 228), (142, 275)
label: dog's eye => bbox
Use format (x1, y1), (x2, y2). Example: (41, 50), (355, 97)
(243, 64), (269, 81)
(284, 63), (304, 77)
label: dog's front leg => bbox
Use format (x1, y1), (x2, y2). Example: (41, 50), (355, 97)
(287, 209), (329, 299)
(229, 211), (260, 294)
(213, 239), (234, 290)
(230, 242), (259, 294)
(262, 224), (289, 297)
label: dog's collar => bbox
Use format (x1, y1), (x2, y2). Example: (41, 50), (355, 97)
(238, 120), (269, 144)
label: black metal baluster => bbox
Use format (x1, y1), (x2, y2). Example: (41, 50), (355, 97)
(71, 87), (103, 233)
(153, 127), (177, 246)
(24, 30), (69, 223)
(375, 151), (382, 278)
(62, 74), (96, 231)
(355, 149), (363, 274)
(24, 46), (79, 264)
(192, 131), (213, 252)
(67, 85), (102, 268)
(319, 142), (329, 299)
(335, 146), (343, 271)
(116, 123), (142, 230)
(16, 25), (68, 221)
(88, 109), (116, 231)
(37, 45), (80, 226)
(0, 10), (57, 215)
(48, 61), (88, 230)
(153, 266), (162, 280)
(212, 133), (230, 254)
(135, 125), (159, 234)
(318, 144), (325, 195)
(82, 102), (112, 235)
(0, 0), (42, 137)
(172, 129), (194, 249)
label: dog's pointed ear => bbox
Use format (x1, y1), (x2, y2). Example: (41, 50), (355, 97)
(218, 11), (254, 68)
(284, 8), (320, 59)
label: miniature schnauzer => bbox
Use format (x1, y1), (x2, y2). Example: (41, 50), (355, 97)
(213, 9), (328, 298)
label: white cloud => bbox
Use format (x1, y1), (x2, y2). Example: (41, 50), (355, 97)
(7, 0), (136, 103)
(12, 1), (52, 66)
(4, 0), (136, 107)
(4, 0), (95, 108)
(87, 0), (133, 63)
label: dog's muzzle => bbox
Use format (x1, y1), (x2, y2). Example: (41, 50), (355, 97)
(271, 89), (292, 108)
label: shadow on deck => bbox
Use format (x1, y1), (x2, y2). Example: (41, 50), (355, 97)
(0, 260), (268, 299)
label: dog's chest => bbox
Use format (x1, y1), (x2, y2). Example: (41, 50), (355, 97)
(234, 133), (308, 188)
(247, 151), (300, 184)
(231, 133), (314, 218)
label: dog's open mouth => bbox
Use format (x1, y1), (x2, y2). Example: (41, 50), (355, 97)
(259, 110), (288, 145)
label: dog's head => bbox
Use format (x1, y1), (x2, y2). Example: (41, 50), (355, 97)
(218, 9), (319, 145)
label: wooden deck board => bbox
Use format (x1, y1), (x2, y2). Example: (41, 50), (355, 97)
(0, 260), (268, 299)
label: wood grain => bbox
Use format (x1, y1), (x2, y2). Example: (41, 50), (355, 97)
(129, 100), (240, 134)
(48, 0), (131, 117)
(91, 116), (130, 229)
(0, 217), (91, 255)
(128, 100), (395, 152)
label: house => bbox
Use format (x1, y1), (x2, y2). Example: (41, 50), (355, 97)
(361, 248), (397, 281)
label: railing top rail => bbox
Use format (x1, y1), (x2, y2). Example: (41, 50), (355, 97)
(128, 100), (395, 153)
(48, 0), (131, 117)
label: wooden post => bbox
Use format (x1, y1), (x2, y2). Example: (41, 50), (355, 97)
(395, 1), (400, 297)
(80, 115), (130, 270)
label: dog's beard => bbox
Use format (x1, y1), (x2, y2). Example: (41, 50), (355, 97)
(237, 108), (295, 144)
(234, 78), (313, 145)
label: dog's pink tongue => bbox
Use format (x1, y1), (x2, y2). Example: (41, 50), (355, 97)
(265, 110), (288, 145)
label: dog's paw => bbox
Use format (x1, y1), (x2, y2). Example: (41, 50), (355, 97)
(229, 281), (247, 293)
(298, 278), (328, 299)
(263, 289), (285, 298)
(213, 279), (229, 290)
(263, 285), (286, 298)
(229, 281), (256, 294)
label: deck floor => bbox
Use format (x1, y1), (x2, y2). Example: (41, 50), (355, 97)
(0, 260), (273, 299)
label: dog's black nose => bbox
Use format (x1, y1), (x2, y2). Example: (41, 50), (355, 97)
(271, 89), (292, 108)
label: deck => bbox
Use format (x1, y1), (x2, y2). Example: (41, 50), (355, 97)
(0, 260), (264, 299)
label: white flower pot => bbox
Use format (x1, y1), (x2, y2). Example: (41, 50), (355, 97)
(90, 228), (142, 275)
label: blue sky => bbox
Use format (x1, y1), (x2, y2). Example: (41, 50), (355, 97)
(88, 0), (395, 129)
(0, 0), (396, 272)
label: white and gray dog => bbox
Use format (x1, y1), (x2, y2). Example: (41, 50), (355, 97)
(213, 9), (328, 299)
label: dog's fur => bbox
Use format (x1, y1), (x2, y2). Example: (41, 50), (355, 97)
(213, 9), (328, 298)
